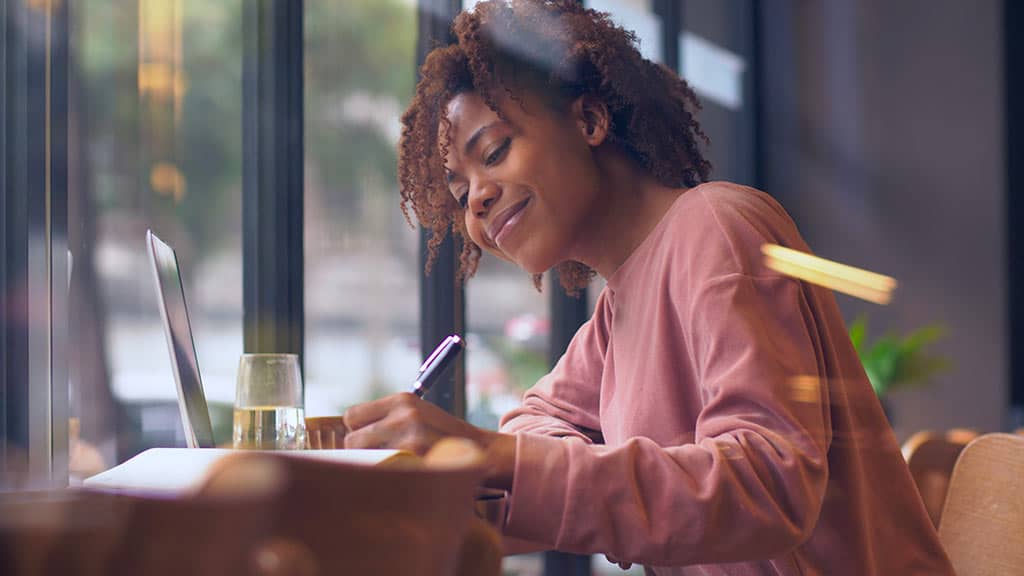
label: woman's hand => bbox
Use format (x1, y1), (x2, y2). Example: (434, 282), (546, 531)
(343, 392), (516, 490)
(343, 392), (481, 454)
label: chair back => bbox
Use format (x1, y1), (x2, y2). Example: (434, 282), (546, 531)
(0, 487), (273, 576)
(938, 433), (1024, 576)
(0, 439), (497, 576)
(202, 441), (493, 576)
(902, 429), (976, 527)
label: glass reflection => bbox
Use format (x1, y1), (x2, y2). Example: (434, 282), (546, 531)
(70, 0), (243, 474)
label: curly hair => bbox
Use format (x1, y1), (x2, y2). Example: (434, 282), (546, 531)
(398, 0), (711, 294)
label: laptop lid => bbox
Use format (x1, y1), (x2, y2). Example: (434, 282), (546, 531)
(146, 230), (217, 449)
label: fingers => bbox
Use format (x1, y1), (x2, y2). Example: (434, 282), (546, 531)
(343, 392), (417, 431)
(344, 418), (403, 450)
(344, 404), (436, 454)
(345, 422), (435, 455)
(342, 392), (482, 456)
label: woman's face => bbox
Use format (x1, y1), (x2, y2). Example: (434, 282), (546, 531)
(442, 90), (602, 274)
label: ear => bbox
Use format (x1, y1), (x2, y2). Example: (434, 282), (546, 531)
(571, 95), (610, 147)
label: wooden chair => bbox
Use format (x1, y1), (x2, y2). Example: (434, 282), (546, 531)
(0, 482), (276, 576)
(304, 415), (503, 574)
(202, 436), (502, 576)
(938, 433), (1024, 576)
(944, 427), (980, 445)
(0, 437), (501, 576)
(901, 429), (978, 527)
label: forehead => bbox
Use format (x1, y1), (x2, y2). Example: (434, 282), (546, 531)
(446, 91), (499, 127)
(439, 92), (502, 157)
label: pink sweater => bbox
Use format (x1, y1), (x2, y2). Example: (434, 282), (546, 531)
(499, 182), (953, 575)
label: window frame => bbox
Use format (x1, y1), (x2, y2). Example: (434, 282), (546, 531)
(416, 0), (466, 417)
(242, 0), (305, 369)
(0, 0), (70, 488)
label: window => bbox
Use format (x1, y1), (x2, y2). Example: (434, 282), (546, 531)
(303, 0), (419, 416)
(678, 0), (757, 185)
(66, 0), (244, 478)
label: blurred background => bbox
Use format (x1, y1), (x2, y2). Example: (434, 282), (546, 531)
(1, 0), (1018, 574)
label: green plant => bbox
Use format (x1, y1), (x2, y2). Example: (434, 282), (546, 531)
(849, 316), (951, 396)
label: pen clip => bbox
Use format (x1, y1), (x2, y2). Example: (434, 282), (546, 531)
(418, 335), (453, 373)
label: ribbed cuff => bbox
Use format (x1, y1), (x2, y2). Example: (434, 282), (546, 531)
(502, 433), (573, 546)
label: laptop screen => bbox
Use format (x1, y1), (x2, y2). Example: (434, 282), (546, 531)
(146, 230), (217, 449)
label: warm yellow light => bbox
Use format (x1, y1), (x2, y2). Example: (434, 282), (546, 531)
(150, 162), (186, 202)
(762, 244), (897, 305)
(138, 0), (186, 119)
(26, 0), (60, 12)
(788, 375), (822, 404)
(137, 62), (188, 102)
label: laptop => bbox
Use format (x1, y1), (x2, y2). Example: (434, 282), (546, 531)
(146, 229), (217, 449)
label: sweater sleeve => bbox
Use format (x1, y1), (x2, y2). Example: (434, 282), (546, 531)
(497, 290), (610, 443)
(500, 274), (832, 567)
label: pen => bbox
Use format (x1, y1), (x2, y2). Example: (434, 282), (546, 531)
(412, 334), (465, 398)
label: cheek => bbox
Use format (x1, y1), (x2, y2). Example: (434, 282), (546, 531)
(464, 213), (484, 246)
(464, 212), (513, 262)
(464, 214), (495, 255)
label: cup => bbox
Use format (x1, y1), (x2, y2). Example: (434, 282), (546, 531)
(304, 416), (348, 449)
(232, 353), (307, 450)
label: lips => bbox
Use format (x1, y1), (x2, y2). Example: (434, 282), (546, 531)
(487, 197), (530, 247)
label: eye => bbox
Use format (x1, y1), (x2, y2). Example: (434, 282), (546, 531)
(484, 137), (511, 166)
(455, 188), (469, 209)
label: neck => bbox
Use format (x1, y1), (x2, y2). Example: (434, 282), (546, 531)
(569, 146), (688, 279)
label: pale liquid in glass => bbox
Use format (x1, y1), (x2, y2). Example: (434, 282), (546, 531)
(232, 406), (307, 450)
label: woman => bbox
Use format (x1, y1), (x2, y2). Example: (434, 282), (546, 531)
(343, 1), (953, 573)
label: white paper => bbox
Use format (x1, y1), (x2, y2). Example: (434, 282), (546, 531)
(83, 448), (406, 496)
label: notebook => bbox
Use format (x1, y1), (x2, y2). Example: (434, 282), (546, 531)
(83, 447), (411, 495)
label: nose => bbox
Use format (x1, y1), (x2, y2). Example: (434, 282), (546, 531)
(468, 179), (500, 218)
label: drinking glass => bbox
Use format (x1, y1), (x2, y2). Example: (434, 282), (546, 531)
(232, 353), (307, 450)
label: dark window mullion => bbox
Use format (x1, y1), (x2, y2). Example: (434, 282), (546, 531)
(242, 0), (304, 370)
(655, 0), (681, 71)
(49, 0), (70, 487)
(1, 0), (68, 486)
(545, 279), (591, 576)
(1008, 0), (1024, 427)
(416, 0), (464, 417)
(0, 0), (5, 479)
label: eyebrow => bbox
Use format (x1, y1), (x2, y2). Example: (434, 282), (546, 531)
(464, 121), (499, 158)
(445, 121), (502, 185)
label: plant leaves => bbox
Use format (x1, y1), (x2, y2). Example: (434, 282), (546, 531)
(899, 323), (946, 356)
(849, 316), (867, 353)
(849, 319), (951, 395)
(864, 335), (900, 390)
(863, 363), (885, 395)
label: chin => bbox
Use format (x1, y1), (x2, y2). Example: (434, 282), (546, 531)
(520, 262), (549, 276)
(510, 250), (559, 276)
(494, 236), (561, 276)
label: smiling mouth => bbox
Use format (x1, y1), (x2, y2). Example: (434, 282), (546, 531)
(488, 197), (530, 248)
